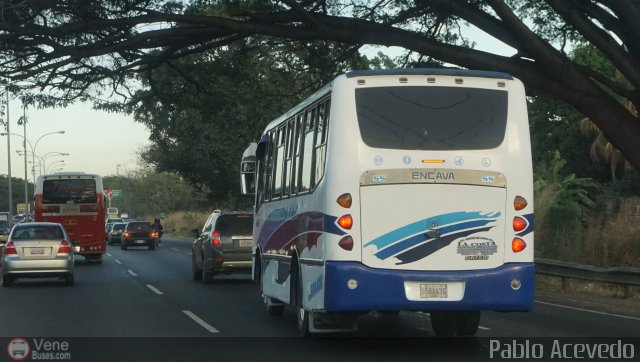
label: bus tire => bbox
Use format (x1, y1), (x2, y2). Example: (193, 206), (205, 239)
(429, 311), (457, 337)
(295, 266), (310, 337)
(264, 296), (285, 316)
(456, 310), (481, 336)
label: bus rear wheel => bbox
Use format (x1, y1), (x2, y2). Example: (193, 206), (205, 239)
(429, 310), (481, 337)
(295, 268), (310, 337)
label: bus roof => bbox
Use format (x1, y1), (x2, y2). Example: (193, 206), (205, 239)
(346, 68), (513, 80)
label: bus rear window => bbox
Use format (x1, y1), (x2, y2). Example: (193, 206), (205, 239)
(355, 86), (508, 150)
(43, 179), (98, 204)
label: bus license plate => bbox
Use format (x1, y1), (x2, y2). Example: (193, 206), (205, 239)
(60, 204), (79, 214)
(30, 248), (45, 255)
(238, 240), (252, 248)
(420, 283), (447, 298)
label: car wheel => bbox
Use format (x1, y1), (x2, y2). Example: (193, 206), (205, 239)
(149, 242), (156, 251)
(122, 243), (128, 250)
(202, 263), (214, 284)
(2, 275), (13, 287)
(65, 273), (74, 286)
(107, 239), (112, 245)
(192, 255), (202, 281)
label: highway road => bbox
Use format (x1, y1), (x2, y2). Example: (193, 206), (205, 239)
(1, 237), (639, 361)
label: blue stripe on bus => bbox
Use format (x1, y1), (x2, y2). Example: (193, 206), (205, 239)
(374, 219), (498, 260)
(364, 211), (501, 250)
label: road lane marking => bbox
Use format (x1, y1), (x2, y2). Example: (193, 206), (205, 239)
(478, 326), (491, 330)
(535, 300), (640, 321)
(183, 310), (220, 333)
(106, 253), (112, 257)
(146, 284), (164, 295)
(127, 269), (138, 277)
(171, 248), (181, 252)
(114, 259), (122, 265)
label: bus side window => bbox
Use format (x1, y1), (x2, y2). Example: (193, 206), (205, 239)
(300, 106), (317, 192)
(272, 126), (285, 199)
(314, 98), (330, 183)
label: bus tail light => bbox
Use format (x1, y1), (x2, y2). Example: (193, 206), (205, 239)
(513, 216), (527, 232)
(337, 215), (353, 230)
(58, 240), (72, 254)
(211, 231), (221, 246)
(4, 241), (17, 255)
(338, 236), (354, 251)
(336, 193), (352, 208)
(512, 238), (527, 253)
(514, 196), (528, 211)
(80, 205), (97, 212)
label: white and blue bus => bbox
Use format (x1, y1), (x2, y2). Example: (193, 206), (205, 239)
(241, 68), (534, 336)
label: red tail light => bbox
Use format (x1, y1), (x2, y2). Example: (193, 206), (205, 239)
(58, 240), (72, 254)
(211, 231), (221, 246)
(513, 216), (527, 232)
(338, 236), (354, 251)
(150, 231), (159, 238)
(512, 238), (527, 253)
(123, 231), (131, 238)
(4, 241), (17, 255)
(337, 215), (353, 230)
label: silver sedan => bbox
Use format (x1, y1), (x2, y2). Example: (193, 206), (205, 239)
(2, 222), (77, 287)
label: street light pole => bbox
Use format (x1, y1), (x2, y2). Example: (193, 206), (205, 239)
(3, 89), (11, 217)
(22, 105), (28, 217)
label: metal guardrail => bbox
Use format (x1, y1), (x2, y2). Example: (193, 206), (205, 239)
(535, 258), (640, 298)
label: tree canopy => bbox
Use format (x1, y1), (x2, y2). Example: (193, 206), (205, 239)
(0, 0), (638, 172)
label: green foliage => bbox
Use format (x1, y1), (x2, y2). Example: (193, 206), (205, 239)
(0, 175), (33, 214)
(103, 171), (208, 219)
(533, 151), (598, 257)
(129, 36), (386, 206)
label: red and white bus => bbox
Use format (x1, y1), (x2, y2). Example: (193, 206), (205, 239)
(34, 172), (106, 262)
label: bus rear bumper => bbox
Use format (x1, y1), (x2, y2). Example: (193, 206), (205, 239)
(323, 261), (534, 312)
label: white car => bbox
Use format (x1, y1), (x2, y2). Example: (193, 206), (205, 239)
(2, 222), (77, 287)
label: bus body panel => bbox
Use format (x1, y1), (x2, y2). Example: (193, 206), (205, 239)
(360, 183), (506, 270)
(324, 261), (534, 311)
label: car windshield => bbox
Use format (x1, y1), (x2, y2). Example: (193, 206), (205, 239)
(215, 214), (253, 235)
(0, 220), (7, 229)
(12, 225), (64, 240)
(126, 222), (152, 231)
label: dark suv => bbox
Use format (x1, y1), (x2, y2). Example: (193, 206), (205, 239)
(191, 211), (253, 284)
(121, 221), (160, 250)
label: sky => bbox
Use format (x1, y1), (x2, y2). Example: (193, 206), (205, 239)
(1, 100), (150, 181)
